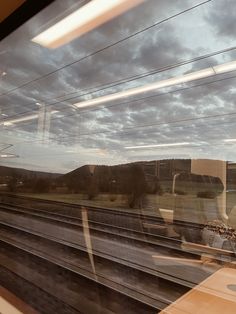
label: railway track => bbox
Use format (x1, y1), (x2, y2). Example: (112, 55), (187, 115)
(0, 204), (189, 313)
(0, 194), (234, 313)
(0, 206), (215, 287)
(0, 193), (208, 252)
(0, 201), (234, 264)
(0, 203), (188, 255)
(1, 241), (155, 314)
(0, 266), (81, 314)
(0, 193), (204, 232)
(0, 222), (188, 312)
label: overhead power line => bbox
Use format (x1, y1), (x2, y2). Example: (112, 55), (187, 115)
(3, 41), (236, 123)
(3, 73), (236, 134)
(0, 0), (212, 99)
(4, 72), (236, 146)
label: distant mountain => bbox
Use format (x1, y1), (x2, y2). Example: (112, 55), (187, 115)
(60, 159), (192, 182)
(59, 162), (149, 195)
(0, 165), (61, 179)
(61, 165), (91, 181)
(58, 159), (223, 197)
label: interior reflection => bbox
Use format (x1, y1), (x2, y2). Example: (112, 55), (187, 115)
(1, 0), (236, 313)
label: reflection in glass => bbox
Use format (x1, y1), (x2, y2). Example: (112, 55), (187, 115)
(1, 0), (236, 313)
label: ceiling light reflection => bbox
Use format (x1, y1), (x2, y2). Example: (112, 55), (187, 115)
(213, 61), (236, 74)
(0, 154), (19, 158)
(224, 139), (236, 142)
(125, 142), (190, 149)
(74, 60), (236, 110)
(0, 110), (58, 126)
(32, 0), (144, 49)
(75, 68), (214, 109)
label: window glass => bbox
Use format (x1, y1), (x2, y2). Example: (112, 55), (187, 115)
(1, 0), (236, 313)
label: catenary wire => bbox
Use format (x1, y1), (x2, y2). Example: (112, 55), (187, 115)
(0, 0), (212, 99)
(2, 41), (236, 121)
(4, 72), (236, 145)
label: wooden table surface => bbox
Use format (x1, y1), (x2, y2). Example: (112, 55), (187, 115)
(160, 267), (236, 314)
(0, 286), (38, 314)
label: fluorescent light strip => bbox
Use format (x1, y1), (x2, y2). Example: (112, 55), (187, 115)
(0, 110), (58, 126)
(125, 142), (190, 149)
(0, 154), (18, 158)
(224, 139), (236, 142)
(75, 68), (214, 108)
(73, 59), (236, 109)
(214, 60), (236, 74)
(32, 0), (144, 49)
(2, 113), (39, 126)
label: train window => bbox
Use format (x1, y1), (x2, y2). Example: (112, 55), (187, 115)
(1, 0), (236, 313)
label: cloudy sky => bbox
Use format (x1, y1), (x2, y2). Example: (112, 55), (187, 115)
(1, 0), (236, 173)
